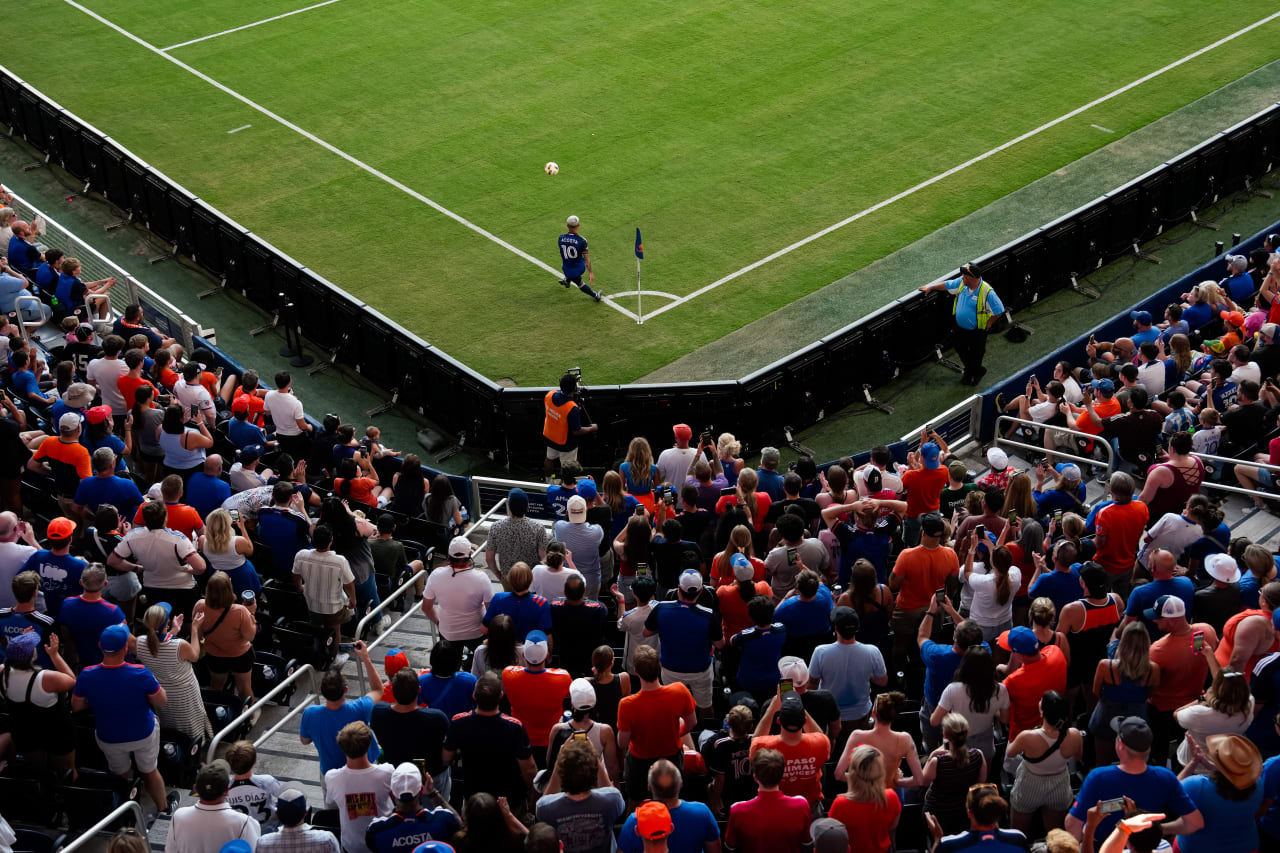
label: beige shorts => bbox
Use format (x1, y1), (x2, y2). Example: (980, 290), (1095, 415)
(545, 446), (580, 463)
(98, 726), (160, 776)
(662, 663), (713, 709)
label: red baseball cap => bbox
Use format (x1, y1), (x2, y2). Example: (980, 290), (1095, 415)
(47, 517), (75, 540)
(85, 405), (112, 424)
(231, 396), (250, 414)
(635, 801), (672, 840)
(673, 424), (693, 441)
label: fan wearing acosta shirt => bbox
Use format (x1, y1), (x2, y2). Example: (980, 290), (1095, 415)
(365, 763), (461, 853)
(72, 623), (177, 817)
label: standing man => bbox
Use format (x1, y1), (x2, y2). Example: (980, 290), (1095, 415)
(421, 536), (493, 650)
(263, 372), (313, 463)
(558, 215), (602, 302)
(543, 372), (598, 479)
(919, 262), (1006, 386)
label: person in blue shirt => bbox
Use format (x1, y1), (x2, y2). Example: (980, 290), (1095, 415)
(754, 447), (785, 502)
(0, 262), (45, 323)
(54, 257), (116, 320)
(919, 261), (1006, 386)
(21, 517), (86, 620)
(417, 642), (476, 719)
(10, 350), (54, 405)
(55, 564), (126, 669)
(6, 221), (40, 275)
(917, 599), (986, 750)
(930, 786), (1027, 853)
(482, 562), (552, 642)
(645, 570), (725, 715)
(228, 402), (269, 449)
(557, 215), (601, 302)
(730, 597), (786, 696)
(1064, 716), (1201, 841)
(1129, 310), (1160, 346)
(365, 763), (461, 853)
(1124, 554), (1195, 640)
(1260, 718), (1280, 847)
(0, 569), (55, 669)
(82, 407), (127, 471)
(32, 248), (62, 299)
(186, 455), (232, 518)
(773, 570), (833, 662)
(1223, 255), (1256, 304)
(299, 642), (384, 775)
(1176, 733), (1263, 853)
(617, 759), (720, 853)
(73, 447), (144, 524)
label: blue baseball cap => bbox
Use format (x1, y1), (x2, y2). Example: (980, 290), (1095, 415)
(412, 843), (457, 853)
(731, 553), (751, 569)
(576, 480), (598, 500)
(220, 843), (253, 853)
(998, 626), (1040, 656)
(5, 631), (40, 663)
(240, 444), (263, 463)
(507, 487), (528, 513)
(99, 623), (130, 653)
(921, 442), (940, 469)
(1130, 310), (1153, 327)
(1092, 378), (1115, 394)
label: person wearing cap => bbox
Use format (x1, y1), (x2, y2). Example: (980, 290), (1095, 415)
(1063, 378), (1119, 441)
(654, 425), (699, 493)
(1251, 321), (1280, 376)
(1176, 733), (1263, 853)
(422, 534), (493, 649)
(536, 736), (625, 853)
(724, 747), (811, 853)
(501, 629), (572, 759)
(222, 445), (265, 494)
(898, 432), (951, 548)
(1000, 625), (1067, 739)
(919, 261), (1006, 385)
(1126, 310), (1159, 346)
(57, 562), (128, 669)
(73, 622), (176, 816)
(72, 447), (143, 523)
(617, 759), (718, 853)
(28, 412), (92, 511)
(976, 446), (1014, 493)
(1191, 551), (1241, 636)
(49, 381), (93, 433)
(749, 690), (830, 809)
(545, 676), (620, 781)
(257, 788), (341, 853)
(0, 627), (75, 774)
(718, 553), (774, 640)
(485, 563), (553, 643)
(557, 214), (601, 300)
(1222, 254), (1256, 304)
(485, 488), (549, 583)
(228, 397), (270, 451)
(808, 605), (887, 730)
(19, 516), (85, 619)
(889, 512), (959, 674)
(1065, 715), (1202, 842)
(808, 817), (850, 853)
(554, 494), (605, 599)
(168, 759), (261, 853)
(364, 763), (461, 853)
(630, 800), (674, 853)
(542, 372), (598, 478)
(644, 568), (724, 717)
(0, 570), (54, 665)
(321, 721), (394, 853)
(442, 671), (537, 809)
(372, 664), (450, 774)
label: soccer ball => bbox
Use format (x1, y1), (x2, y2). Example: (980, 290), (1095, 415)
(545, 162), (559, 176)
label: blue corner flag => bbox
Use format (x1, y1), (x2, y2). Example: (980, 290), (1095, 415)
(635, 227), (644, 260)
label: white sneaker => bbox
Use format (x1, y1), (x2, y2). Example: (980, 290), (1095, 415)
(378, 614), (393, 633)
(333, 653), (351, 669)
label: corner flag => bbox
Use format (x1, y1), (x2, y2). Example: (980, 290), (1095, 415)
(635, 228), (644, 260)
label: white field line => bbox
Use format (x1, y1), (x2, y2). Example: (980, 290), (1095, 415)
(226, 124), (251, 134)
(637, 8), (1280, 322)
(1091, 124), (1116, 134)
(160, 0), (343, 51)
(606, 289), (681, 300)
(63, 0), (641, 322)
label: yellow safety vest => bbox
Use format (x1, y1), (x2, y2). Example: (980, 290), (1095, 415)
(953, 279), (995, 330)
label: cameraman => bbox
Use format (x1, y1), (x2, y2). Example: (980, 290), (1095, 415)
(543, 371), (597, 478)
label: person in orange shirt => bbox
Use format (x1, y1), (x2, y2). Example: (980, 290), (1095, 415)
(889, 514), (959, 675)
(1000, 626), (1067, 738)
(748, 691), (830, 806)
(231, 369), (269, 428)
(1093, 472), (1148, 598)
(501, 630), (571, 765)
(617, 645), (696, 807)
(132, 474), (204, 538)
(1070, 380), (1122, 437)
(28, 413), (93, 512)
(117, 348), (160, 411)
(900, 432), (952, 547)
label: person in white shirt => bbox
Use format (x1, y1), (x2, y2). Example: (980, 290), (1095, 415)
(421, 536), (493, 648)
(614, 573), (660, 673)
(530, 543), (584, 601)
(1228, 344), (1262, 386)
(0, 511), (40, 610)
(1135, 342), (1168, 397)
(655, 424), (699, 488)
(323, 722), (394, 853)
(166, 759), (260, 853)
(224, 740), (285, 827)
(86, 335), (129, 419)
(173, 362), (216, 428)
(263, 371), (313, 463)
(853, 446), (905, 497)
(228, 445), (272, 493)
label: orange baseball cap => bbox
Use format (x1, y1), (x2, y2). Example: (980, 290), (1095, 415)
(47, 517), (75, 540)
(635, 801), (672, 840)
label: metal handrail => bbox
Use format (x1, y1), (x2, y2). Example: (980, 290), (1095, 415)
(60, 800), (145, 853)
(470, 475), (550, 517)
(471, 497), (509, 555)
(1190, 452), (1280, 501)
(355, 568), (428, 692)
(207, 663), (316, 758)
(994, 415), (1115, 476)
(12, 294), (43, 334)
(899, 395), (981, 447)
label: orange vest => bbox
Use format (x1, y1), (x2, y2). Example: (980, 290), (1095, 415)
(542, 390), (578, 445)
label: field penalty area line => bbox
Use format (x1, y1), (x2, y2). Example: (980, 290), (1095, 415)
(640, 7), (1280, 322)
(160, 0), (344, 52)
(61, 0), (641, 323)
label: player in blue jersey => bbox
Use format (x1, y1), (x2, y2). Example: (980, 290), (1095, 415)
(558, 215), (602, 302)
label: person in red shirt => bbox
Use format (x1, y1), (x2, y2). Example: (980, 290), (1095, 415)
(725, 748), (812, 853)
(889, 514), (960, 675)
(748, 692), (830, 806)
(717, 557), (773, 639)
(378, 648), (416, 704)
(231, 369), (269, 428)
(714, 469), (772, 534)
(828, 743), (902, 853)
(617, 645), (696, 807)
(132, 474), (204, 538)
(1000, 626), (1067, 738)
(501, 630), (571, 762)
(900, 433), (952, 546)
(117, 349), (160, 410)
(1094, 472), (1148, 596)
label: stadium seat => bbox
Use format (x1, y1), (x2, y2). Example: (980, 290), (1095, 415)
(158, 727), (203, 788)
(272, 620), (337, 671)
(0, 761), (62, 828)
(60, 768), (139, 833)
(12, 828), (66, 853)
(252, 650), (297, 705)
(896, 802), (928, 853)
(202, 689), (249, 741)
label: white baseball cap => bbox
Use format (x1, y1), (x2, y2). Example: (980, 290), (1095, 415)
(731, 553), (754, 582)
(567, 495), (588, 521)
(678, 569), (703, 593)
(986, 447), (1008, 470)
(566, 215), (580, 227)
(569, 677), (597, 710)
(1205, 553), (1242, 584)
(448, 536), (472, 559)
(778, 655), (808, 685)
(390, 763), (423, 801)
(523, 630), (549, 665)
(58, 412), (81, 433)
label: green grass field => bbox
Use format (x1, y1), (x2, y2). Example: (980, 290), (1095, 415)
(9, 0), (1280, 384)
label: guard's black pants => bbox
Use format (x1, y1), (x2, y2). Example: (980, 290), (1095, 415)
(953, 327), (988, 380)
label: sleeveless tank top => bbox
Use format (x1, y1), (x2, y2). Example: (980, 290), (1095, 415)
(1217, 608), (1279, 678)
(856, 592), (892, 650)
(1067, 597), (1120, 686)
(1144, 458), (1205, 520)
(1099, 659), (1152, 703)
(721, 459), (739, 489)
(159, 428), (206, 470)
(1021, 728), (1070, 776)
(204, 539), (247, 573)
(589, 675), (624, 729)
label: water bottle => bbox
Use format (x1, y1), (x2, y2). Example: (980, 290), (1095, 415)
(241, 590), (256, 605)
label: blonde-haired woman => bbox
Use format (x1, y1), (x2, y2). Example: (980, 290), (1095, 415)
(718, 432), (745, 488)
(193, 571), (259, 713)
(715, 468), (771, 548)
(1089, 621), (1160, 765)
(828, 745), (901, 853)
(920, 713), (986, 835)
(135, 603), (210, 740)
(199, 508), (259, 598)
(711, 524), (763, 587)
(620, 436), (658, 512)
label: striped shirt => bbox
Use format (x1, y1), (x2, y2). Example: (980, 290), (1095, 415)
(257, 824), (340, 853)
(292, 549), (353, 615)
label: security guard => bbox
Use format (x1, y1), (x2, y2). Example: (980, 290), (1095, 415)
(542, 372), (597, 477)
(919, 261), (1005, 386)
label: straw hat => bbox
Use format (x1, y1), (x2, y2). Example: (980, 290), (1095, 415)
(1206, 734), (1261, 789)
